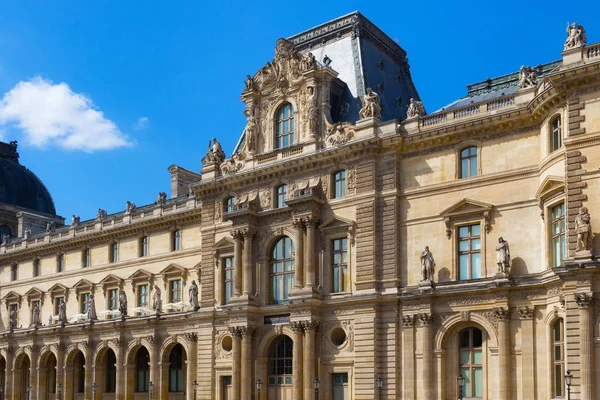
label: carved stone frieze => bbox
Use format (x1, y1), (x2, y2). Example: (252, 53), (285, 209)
(289, 321), (304, 332)
(326, 123), (356, 147)
(402, 315), (415, 327)
(321, 320), (354, 355)
(184, 332), (198, 343)
(575, 292), (593, 308)
(517, 307), (534, 320)
(301, 321), (320, 332)
(418, 313), (433, 326)
(493, 307), (511, 320)
(214, 330), (232, 360)
(260, 190), (272, 209)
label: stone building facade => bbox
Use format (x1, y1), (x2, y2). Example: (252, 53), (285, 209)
(0, 12), (599, 400)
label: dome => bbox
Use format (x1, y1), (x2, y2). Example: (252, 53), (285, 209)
(0, 141), (56, 215)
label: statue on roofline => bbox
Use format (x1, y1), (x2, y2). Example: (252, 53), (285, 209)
(359, 88), (382, 120)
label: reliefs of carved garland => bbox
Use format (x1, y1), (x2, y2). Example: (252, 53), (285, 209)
(575, 292), (593, 308)
(493, 307), (511, 320)
(215, 330), (232, 360)
(402, 315), (415, 327)
(418, 313), (433, 326)
(260, 189), (272, 210)
(214, 202), (222, 220)
(517, 307), (534, 319)
(322, 320), (354, 355)
(326, 122), (356, 147)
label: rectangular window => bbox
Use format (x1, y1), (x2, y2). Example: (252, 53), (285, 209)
(138, 285), (149, 310)
(108, 289), (119, 319)
(552, 117), (562, 152)
(460, 147), (478, 178)
(333, 170), (346, 199)
(276, 185), (287, 208)
(57, 254), (64, 273)
(224, 257), (234, 304)
(331, 238), (348, 293)
(80, 293), (90, 314)
(458, 224), (481, 280)
(551, 203), (566, 268)
(110, 243), (118, 263)
(140, 236), (149, 257)
(11, 264), (17, 281)
(225, 197), (235, 213)
(170, 280), (182, 303)
(83, 249), (91, 268)
(54, 297), (64, 316)
(172, 230), (181, 251)
(552, 319), (565, 397)
(33, 259), (40, 277)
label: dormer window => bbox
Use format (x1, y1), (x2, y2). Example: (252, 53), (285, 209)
(275, 103), (295, 149)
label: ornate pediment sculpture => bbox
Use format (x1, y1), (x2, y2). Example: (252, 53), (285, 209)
(326, 122), (356, 147)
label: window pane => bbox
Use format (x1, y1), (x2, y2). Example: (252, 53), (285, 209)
(470, 157), (477, 177)
(555, 365), (563, 396)
(460, 368), (471, 397)
(473, 350), (483, 364)
(471, 224), (480, 236)
(461, 159), (469, 178)
(471, 238), (481, 250)
(473, 368), (483, 396)
(459, 255), (469, 280)
(459, 351), (470, 366)
(458, 226), (469, 238)
(472, 328), (483, 347)
(471, 253), (481, 279)
(459, 329), (469, 348)
(459, 240), (469, 252)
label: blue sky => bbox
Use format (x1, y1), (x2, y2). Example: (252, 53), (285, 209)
(0, 1), (598, 220)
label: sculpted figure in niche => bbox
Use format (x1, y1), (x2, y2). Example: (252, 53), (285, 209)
(31, 302), (41, 327)
(406, 98), (425, 119)
(87, 294), (98, 321)
(420, 246), (435, 282)
(189, 280), (200, 310)
(58, 301), (67, 326)
(565, 22), (587, 49)
(496, 237), (510, 274)
(0, 234), (9, 245)
(8, 308), (17, 331)
(119, 290), (128, 318)
(153, 285), (162, 313)
(306, 86), (318, 136)
(518, 65), (538, 89)
(243, 105), (257, 153)
(359, 88), (382, 120)
(576, 207), (592, 252)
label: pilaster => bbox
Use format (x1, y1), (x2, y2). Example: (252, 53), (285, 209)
(419, 313), (433, 400)
(575, 292), (594, 399)
(290, 321), (305, 400)
(494, 307), (511, 400)
(303, 321), (320, 400)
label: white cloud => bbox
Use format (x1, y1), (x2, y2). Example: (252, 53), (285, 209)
(133, 116), (149, 131)
(0, 77), (131, 151)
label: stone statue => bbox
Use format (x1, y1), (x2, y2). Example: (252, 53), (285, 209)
(188, 185), (196, 197)
(406, 98), (426, 119)
(87, 294), (97, 320)
(189, 280), (200, 310)
(58, 301), (67, 326)
(153, 285), (162, 313)
(8, 308), (17, 332)
(518, 65), (538, 89)
(96, 208), (108, 221)
(45, 221), (56, 233)
(565, 22), (587, 50)
(203, 138), (226, 164)
(306, 86), (319, 136)
(420, 246), (435, 282)
(119, 290), (128, 318)
(1, 233), (10, 245)
(243, 106), (257, 153)
(300, 52), (317, 71)
(244, 74), (254, 91)
(70, 215), (80, 226)
(125, 201), (137, 214)
(359, 88), (382, 120)
(496, 237), (510, 274)
(31, 302), (41, 327)
(23, 228), (32, 240)
(576, 207), (592, 252)
(156, 192), (167, 206)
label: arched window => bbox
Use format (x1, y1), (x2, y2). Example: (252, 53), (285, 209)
(459, 147), (478, 179)
(551, 116), (562, 152)
(269, 237), (295, 304)
(0, 225), (11, 237)
(459, 327), (483, 398)
(169, 344), (184, 392)
(275, 103), (295, 149)
(552, 319), (565, 397)
(105, 349), (117, 393)
(268, 336), (293, 386)
(333, 170), (346, 198)
(224, 196), (235, 213)
(135, 347), (150, 392)
(275, 184), (287, 208)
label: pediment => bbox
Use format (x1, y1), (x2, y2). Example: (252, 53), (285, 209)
(99, 274), (124, 290)
(535, 175), (564, 200)
(48, 283), (69, 302)
(160, 263), (187, 276)
(214, 237), (234, 249)
(72, 279), (94, 290)
(128, 269), (153, 281)
(2, 291), (22, 307)
(440, 199), (494, 219)
(24, 287), (44, 298)
(319, 216), (355, 231)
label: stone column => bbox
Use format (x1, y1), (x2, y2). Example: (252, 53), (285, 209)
(232, 230), (244, 297)
(241, 327), (255, 400)
(575, 293), (594, 399)
(229, 327), (242, 400)
(304, 217), (319, 290)
(401, 316), (416, 400)
(114, 339), (125, 400)
(159, 361), (170, 400)
(242, 230), (255, 296)
(419, 314), (433, 400)
(185, 333), (198, 400)
(303, 321), (319, 400)
(290, 322), (304, 399)
(494, 307), (511, 400)
(518, 307), (535, 396)
(149, 336), (160, 400)
(293, 218), (305, 289)
(55, 343), (65, 400)
(84, 342), (93, 400)
(29, 346), (39, 400)
(5, 347), (14, 400)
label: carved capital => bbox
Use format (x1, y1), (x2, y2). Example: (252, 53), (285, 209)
(419, 313), (433, 326)
(241, 228), (257, 239)
(240, 326), (255, 338)
(517, 307), (534, 320)
(228, 326), (243, 337)
(231, 230), (245, 242)
(301, 321), (320, 333)
(289, 321), (305, 333)
(493, 307), (511, 320)
(303, 216), (320, 228)
(402, 315), (415, 327)
(184, 332), (198, 343)
(575, 292), (593, 308)
(147, 335), (157, 345)
(292, 218), (305, 230)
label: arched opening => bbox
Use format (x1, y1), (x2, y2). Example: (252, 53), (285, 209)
(135, 347), (150, 393)
(0, 356), (5, 398)
(13, 353), (31, 400)
(269, 237), (295, 304)
(38, 351), (57, 400)
(168, 344), (186, 394)
(267, 335), (293, 399)
(94, 347), (117, 396)
(275, 103), (295, 149)
(65, 350), (86, 397)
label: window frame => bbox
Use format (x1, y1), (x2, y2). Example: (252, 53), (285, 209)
(275, 184), (287, 208)
(10, 263), (17, 281)
(224, 196), (235, 214)
(223, 256), (234, 305)
(269, 236), (295, 305)
(458, 327), (484, 398)
(135, 347), (150, 393)
(551, 318), (565, 398)
(275, 103), (295, 149)
(332, 170), (347, 199)
(331, 237), (349, 293)
(168, 344), (185, 393)
(457, 223), (482, 281)
(82, 248), (91, 268)
(57, 254), (65, 273)
(550, 115), (562, 153)
(33, 258), (40, 278)
(110, 242), (119, 263)
(79, 292), (91, 314)
(137, 284), (149, 315)
(550, 202), (566, 268)
(459, 146), (479, 179)
(140, 236), (149, 257)
(169, 279), (182, 304)
(172, 229), (182, 252)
